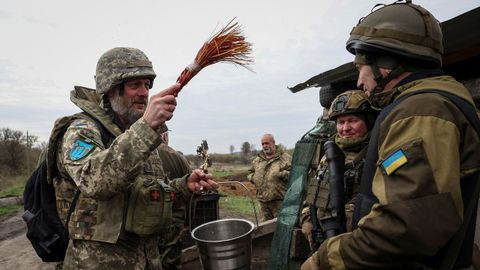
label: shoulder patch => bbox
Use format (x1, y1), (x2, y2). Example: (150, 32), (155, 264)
(69, 139), (95, 161)
(381, 149), (408, 175)
(74, 123), (89, 129)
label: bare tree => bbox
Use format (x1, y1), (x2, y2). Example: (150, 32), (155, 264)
(229, 144), (235, 154)
(0, 128), (25, 174)
(240, 141), (251, 164)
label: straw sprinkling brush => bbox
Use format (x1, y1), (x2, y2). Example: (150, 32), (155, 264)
(175, 18), (253, 96)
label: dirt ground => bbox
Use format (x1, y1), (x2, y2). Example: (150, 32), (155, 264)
(0, 210), (57, 270)
(216, 171), (257, 196)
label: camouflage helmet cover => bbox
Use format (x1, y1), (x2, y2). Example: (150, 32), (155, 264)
(328, 90), (374, 119)
(95, 47), (157, 94)
(346, 1), (443, 67)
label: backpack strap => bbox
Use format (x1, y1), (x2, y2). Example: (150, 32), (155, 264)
(78, 111), (115, 147)
(64, 190), (80, 228)
(345, 146), (368, 170)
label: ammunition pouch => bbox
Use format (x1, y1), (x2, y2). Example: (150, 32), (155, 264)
(124, 176), (173, 237)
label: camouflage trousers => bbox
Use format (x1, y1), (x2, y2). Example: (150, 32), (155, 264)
(259, 199), (283, 222)
(158, 223), (186, 270)
(63, 237), (162, 270)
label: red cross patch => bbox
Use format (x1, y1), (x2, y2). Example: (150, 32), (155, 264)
(150, 190), (161, 201)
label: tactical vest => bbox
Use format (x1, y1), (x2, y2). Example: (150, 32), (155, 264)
(305, 149), (366, 219)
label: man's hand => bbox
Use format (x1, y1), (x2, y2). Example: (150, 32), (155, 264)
(301, 255), (320, 270)
(187, 169), (218, 192)
(143, 83), (181, 130)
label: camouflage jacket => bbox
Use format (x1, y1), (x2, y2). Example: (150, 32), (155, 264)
(51, 86), (190, 269)
(312, 75), (480, 269)
(247, 147), (292, 201)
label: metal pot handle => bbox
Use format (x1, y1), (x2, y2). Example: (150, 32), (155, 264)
(188, 181), (259, 232)
(216, 181), (259, 228)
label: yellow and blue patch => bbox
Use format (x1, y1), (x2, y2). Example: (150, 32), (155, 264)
(69, 139), (95, 161)
(381, 149), (408, 175)
(75, 123), (89, 129)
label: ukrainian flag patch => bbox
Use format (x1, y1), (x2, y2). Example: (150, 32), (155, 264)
(69, 139), (94, 161)
(381, 149), (408, 175)
(75, 123), (89, 129)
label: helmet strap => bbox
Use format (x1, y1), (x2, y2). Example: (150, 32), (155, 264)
(370, 62), (407, 93)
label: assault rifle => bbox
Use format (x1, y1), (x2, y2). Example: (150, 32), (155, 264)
(310, 141), (346, 249)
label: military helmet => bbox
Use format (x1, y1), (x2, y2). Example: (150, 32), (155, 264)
(95, 47), (156, 94)
(328, 90), (375, 119)
(346, 0), (443, 68)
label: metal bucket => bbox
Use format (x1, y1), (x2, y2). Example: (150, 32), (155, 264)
(190, 181), (258, 270)
(191, 218), (255, 270)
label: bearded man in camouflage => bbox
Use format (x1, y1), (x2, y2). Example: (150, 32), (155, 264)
(51, 47), (217, 269)
(248, 134), (291, 222)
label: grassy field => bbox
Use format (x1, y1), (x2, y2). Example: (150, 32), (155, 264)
(0, 164), (254, 219)
(0, 174), (26, 197)
(0, 204), (22, 216)
(0, 184), (25, 198)
(219, 193), (260, 222)
(0, 174), (26, 218)
(208, 163), (250, 179)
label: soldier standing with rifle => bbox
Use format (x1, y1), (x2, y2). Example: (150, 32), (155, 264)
(300, 90), (377, 252)
(302, 1), (480, 269)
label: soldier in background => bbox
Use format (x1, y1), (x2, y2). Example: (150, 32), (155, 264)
(158, 129), (191, 270)
(248, 134), (291, 222)
(300, 90), (377, 251)
(302, 1), (480, 269)
(53, 47), (217, 269)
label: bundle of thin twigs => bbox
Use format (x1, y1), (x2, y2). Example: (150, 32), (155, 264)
(174, 18), (253, 96)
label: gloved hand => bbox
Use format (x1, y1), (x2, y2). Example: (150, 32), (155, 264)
(301, 255), (319, 270)
(301, 220), (314, 250)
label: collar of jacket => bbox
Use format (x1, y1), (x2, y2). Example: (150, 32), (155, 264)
(334, 132), (370, 153)
(70, 86), (123, 137)
(369, 69), (445, 109)
(258, 146), (284, 161)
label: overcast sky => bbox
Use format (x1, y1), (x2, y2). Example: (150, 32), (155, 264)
(1, 1), (478, 154)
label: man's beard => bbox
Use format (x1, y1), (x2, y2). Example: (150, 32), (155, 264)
(263, 148), (273, 155)
(109, 93), (147, 125)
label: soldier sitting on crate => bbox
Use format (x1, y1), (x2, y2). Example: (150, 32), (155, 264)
(300, 90), (377, 251)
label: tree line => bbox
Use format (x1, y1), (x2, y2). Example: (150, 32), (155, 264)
(185, 141), (259, 166)
(0, 127), (292, 177)
(0, 127), (42, 177)
(0, 128), (259, 177)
